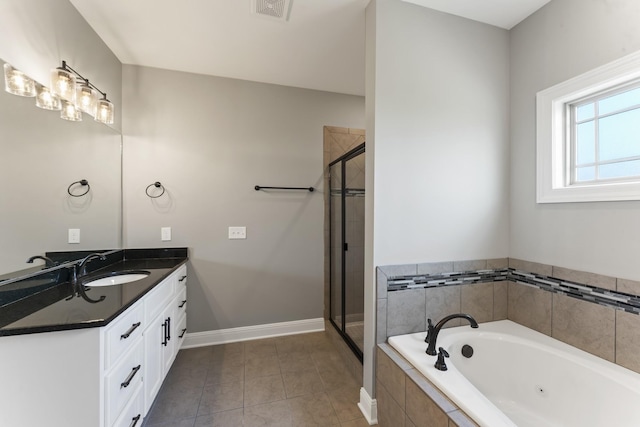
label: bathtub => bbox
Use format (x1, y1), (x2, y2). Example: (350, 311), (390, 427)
(388, 320), (640, 427)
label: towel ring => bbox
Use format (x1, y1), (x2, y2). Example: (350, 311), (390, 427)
(67, 179), (90, 197)
(145, 182), (165, 198)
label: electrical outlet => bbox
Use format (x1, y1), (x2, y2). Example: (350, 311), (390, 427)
(161, 227), (172, 241)
(228, 226), (247, 240)
(68, 228), (80, 244)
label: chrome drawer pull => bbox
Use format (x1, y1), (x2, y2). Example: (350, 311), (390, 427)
(129, 414), (141, 427)
(179, 275), (187, 282)
(121, 365), (141, 388)
(178, 300), (187, 308)
(179, 328), (187, 338)
(120, 322), (141, 340)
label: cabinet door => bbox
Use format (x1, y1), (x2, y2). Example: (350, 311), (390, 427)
(143, 303), (175, 413)
(161, 303), (176, 374)
(143, 314), (164, 413)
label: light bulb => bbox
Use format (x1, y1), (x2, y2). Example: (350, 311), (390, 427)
(76, 82), (97, 115)
(60, 100), (82, 121)
(95, 98), (114, 124)
(50, 67), (76, 102)
(35, 84), (62, 111)
(4, 63), (36, 97)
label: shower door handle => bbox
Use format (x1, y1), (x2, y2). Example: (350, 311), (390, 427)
(344, 242), (349, 251)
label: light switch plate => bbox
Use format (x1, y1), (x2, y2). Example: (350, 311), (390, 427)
(161, 227), (172, 241)
(228, 226), (247, 239)
(68, 228), (80, 244)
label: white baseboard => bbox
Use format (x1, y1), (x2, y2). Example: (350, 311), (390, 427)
(358, 387), (378, 425)
(182, 318), (325, 348)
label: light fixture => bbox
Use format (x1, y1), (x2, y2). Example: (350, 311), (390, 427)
(51, 60), (115, 124)
(76, 81), (97, 115)
(50, 63), (76, 102)
(3, 63), (36, 97)
(35, 84), (62, 111)
(3, 60), (115, 125)
(60, 100), (82, 121)
(95, 97), (114, 124)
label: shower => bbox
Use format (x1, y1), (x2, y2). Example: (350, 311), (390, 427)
(329, 142), (365, 361)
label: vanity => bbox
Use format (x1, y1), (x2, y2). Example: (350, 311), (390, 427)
(0, 248), (188, 427)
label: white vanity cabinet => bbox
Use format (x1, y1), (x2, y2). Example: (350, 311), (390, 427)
(103, 301), (145, 427)
(0, 264), (187, 427)
(142, 264), (188, 415)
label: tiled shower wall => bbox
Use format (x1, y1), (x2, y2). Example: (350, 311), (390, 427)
(377, 258), (640, 374)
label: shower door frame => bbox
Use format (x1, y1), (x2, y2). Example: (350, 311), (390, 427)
(329, 142), (365, 363)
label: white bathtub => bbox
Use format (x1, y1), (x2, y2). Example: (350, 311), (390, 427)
(388, 320), (640, 427)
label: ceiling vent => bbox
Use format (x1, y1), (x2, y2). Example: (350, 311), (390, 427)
(252, 0), (293, 22)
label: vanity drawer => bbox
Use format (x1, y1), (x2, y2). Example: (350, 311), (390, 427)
(175, 285), (187, 318)
(111, 384), (143, 427)
(175, 265), (187, 287)
(105, 338), (144, 427)
(144, 275), (174, 325)
(175, 312), (187, 350)
(104, 301), (144, 370)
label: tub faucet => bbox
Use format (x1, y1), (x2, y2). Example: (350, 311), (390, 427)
(425, 313), (479, 356)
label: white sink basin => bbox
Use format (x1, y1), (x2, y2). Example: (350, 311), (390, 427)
(85, 273), (149, 287)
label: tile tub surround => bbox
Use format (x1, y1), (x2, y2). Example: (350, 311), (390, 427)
(377, 257), (640, 375)
(376, 344), (478, 427)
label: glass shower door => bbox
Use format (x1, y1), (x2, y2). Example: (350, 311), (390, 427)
(343, 150), (365, 354)
(329, 161), (343, 333)
(329, 143), (365, 360)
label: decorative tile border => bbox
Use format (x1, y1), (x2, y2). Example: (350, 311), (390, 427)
(387, 269), (509, 291)
(387, 268), (640, 315)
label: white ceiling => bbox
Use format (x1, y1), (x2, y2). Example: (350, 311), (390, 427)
(69, 0), (551, 97)
(401, 0), (551, 30)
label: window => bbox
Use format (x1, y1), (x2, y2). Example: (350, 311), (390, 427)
(571, 84), (640, 184)
(537, 50), (640, 203)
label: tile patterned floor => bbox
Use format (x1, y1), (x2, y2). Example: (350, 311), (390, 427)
(143, 330), (370, 427)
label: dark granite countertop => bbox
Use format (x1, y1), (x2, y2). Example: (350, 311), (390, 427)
(0, 248), (188, 336)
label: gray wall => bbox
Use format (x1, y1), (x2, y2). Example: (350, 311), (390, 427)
(371, 0), (511, 266)
(363, 0), (511, 399)
(122, 65), (365, 333)
(510, 0), (640, 280)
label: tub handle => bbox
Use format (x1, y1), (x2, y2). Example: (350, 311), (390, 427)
(435, 347), (450, 371)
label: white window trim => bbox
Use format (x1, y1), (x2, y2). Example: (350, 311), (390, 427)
(536, 49), (640, 203)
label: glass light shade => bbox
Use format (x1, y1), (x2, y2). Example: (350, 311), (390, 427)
(60, 100), (82, 121)
(35, 84), (62, 111)
(50, 67), (76, 102)
(76, 82), (97, 115)
(4, 63), (36, 97)
(95, 98), (114, 124)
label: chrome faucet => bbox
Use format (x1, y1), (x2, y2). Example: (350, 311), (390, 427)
(26, 255), (57, 267)
(425, 313), (478, 356)
(71, 253), (107, 285)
